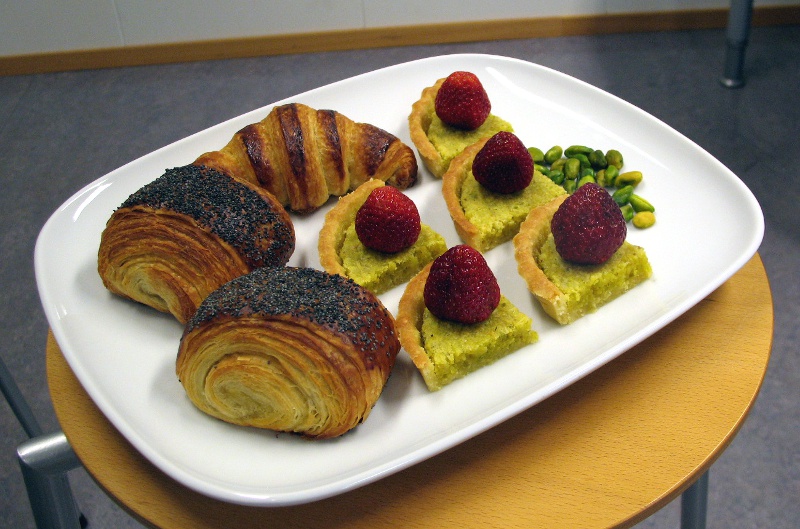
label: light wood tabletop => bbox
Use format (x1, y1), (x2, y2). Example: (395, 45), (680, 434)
(46, 254), (773, 529)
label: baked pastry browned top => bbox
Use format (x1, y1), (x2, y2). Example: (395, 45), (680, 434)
(98, 164), (294, 323)
(119, 165), (294, 268)
(178, 266), (400, 439)
(184, 267), (398, 364)
(195, 102), (418, 214)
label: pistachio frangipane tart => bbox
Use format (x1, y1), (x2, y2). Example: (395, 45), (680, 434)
(442, 137), (566, 252)
(318, 179), (446, 294)
(513, 195), (653, 324)
(408, 78), (513, 178)
(396, 262), (537, 391)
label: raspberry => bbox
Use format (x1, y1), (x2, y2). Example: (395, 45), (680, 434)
(355, 186), (421, 253)
(434, 71), (491, 130)
(423, 245), (500, 324)
(471, 132), (533, 194)
(551, 183), (626, 265)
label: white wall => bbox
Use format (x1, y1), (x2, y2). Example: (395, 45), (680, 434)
(1, 0), (796, 57)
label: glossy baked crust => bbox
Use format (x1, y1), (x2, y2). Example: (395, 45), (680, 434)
(318, 178), (385, 278)
(512, 195), (570, 323)
(408, 78), (449, 178)
(395, 262), (437, 389)
(195, 102), (417, 214)
(441, 137), (488, 250)
(176, 266), (400, 439)
(97, 165), (295, 324)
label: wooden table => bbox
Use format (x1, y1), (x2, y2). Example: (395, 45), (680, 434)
(47, 254), (773, 529)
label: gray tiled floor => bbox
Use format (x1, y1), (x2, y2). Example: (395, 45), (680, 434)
(2, 25), (798, 528)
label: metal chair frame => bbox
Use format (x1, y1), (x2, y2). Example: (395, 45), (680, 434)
(721, 0), (754, 88)
(1, 355), (85, 529)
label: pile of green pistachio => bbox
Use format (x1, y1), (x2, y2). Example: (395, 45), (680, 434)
(528, 144), (656, 229)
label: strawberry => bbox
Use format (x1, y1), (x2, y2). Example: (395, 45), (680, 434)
(551, 183), (627, 265)
(355, 186), (421, 253)
(471, 131), (533, 194)
(423, 245), (500, 324)
(434, 71), (491, 130)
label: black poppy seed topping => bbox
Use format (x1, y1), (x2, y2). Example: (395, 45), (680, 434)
(185, 267), (394, 356)
(120, 165), (294, 268)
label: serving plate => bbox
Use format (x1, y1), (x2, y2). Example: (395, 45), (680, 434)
(35, 54), (763, 506)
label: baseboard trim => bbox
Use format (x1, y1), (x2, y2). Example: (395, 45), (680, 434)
(2, 6), (798, 76)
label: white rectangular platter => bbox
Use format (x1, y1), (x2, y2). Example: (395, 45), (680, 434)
(35, 54), (764, 506)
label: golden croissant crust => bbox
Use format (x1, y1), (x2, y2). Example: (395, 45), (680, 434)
(97, 165), (295, 323)
(194, 102), (418, 214)
(176, 266), (400, 439)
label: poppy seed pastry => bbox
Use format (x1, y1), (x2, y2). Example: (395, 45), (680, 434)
(98, 164), (295, 323)
(177, 266), (400, 439)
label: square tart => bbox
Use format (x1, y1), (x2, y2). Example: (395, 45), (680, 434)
(443, 137), (567, 253)
(513, 195), (653, 325)
(318, 179), (446, 294)
(408, 77), (513, 178)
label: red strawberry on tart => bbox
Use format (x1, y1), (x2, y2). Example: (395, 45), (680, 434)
(442, 132), (566, 252)
(513, 183), (652, 324)
(319, 179), (447, 294)
(397, 244), (538, 391)
(409, 71), (514, 178)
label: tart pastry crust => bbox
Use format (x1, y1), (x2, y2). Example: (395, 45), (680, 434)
(396, 262), (439, 389)
(442, 138), (487, 250)
(513, 195), (570, 323)
(513, 195), (652, 324)
(176, 266), (400, 439)
(408, 78), (449, 178)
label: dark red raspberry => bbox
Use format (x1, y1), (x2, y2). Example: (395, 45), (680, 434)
(355, 186), (421, 253)
(471, 131), (534, 194)
(551, 183), (626, 265)
(434, 71), (492, 130)
(423, 245), (500, 324)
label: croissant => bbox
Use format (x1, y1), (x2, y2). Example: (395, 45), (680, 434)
(98, 165), (295, 324)
(176, 266), (400, 439)
(194, 102), (418, 214)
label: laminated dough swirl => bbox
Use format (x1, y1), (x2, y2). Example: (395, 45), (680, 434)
(176, 266), (400, 439)
(97, 165), (295, 324)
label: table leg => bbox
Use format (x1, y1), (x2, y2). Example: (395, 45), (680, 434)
(17, 432), (84, 529)
(680, 471), (709, 529)
(720, 0), (754, 88)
